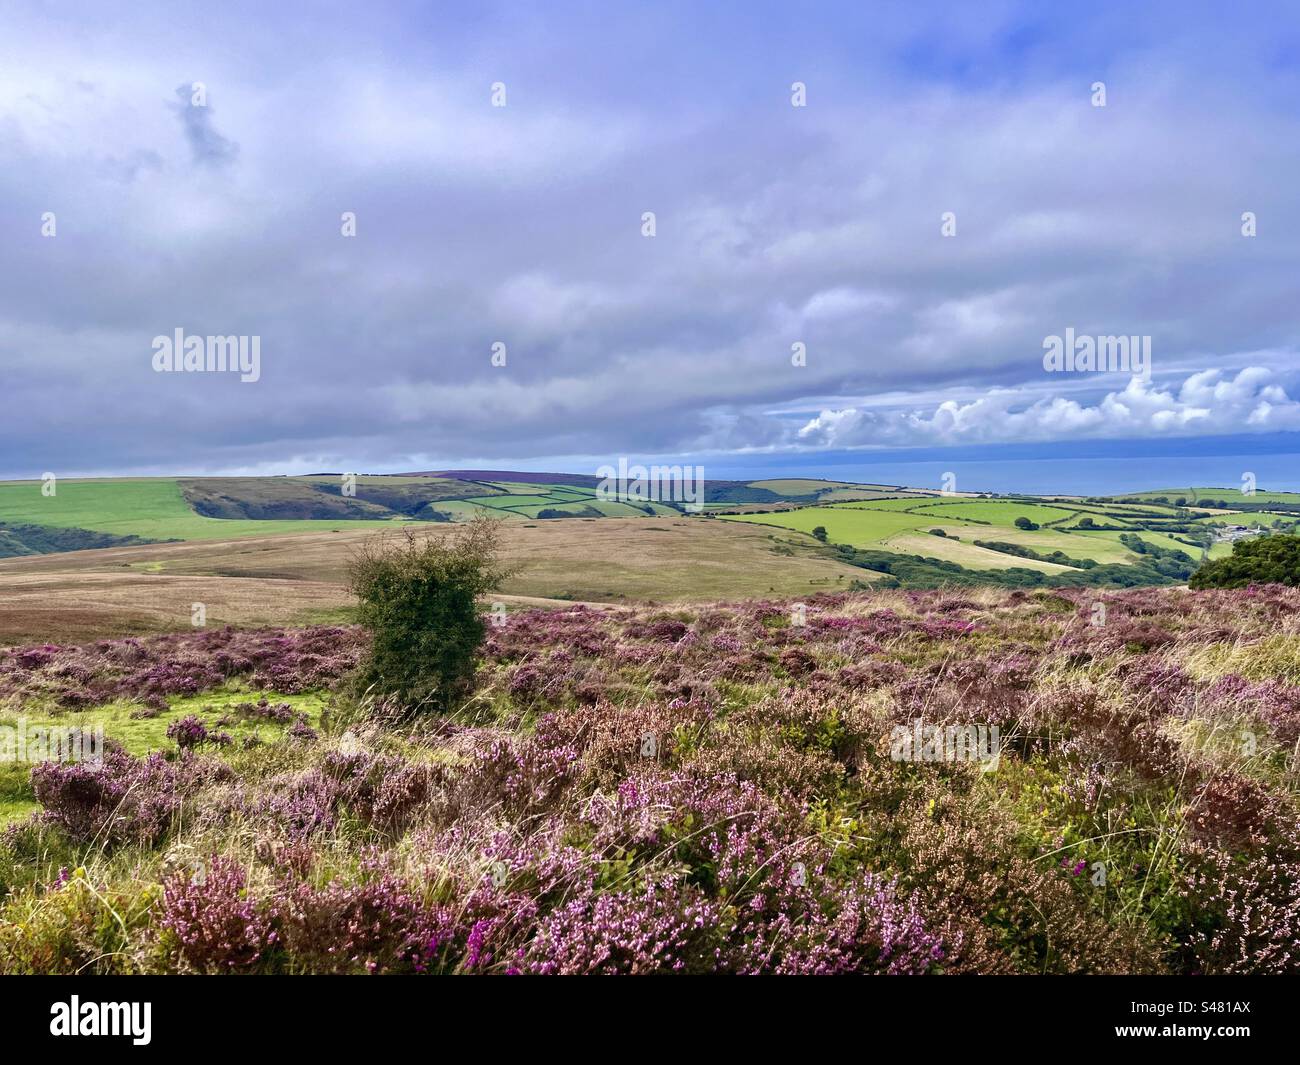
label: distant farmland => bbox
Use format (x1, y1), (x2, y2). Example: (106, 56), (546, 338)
(712, 490), (1283, 585)
(3, 474), (1299, 627)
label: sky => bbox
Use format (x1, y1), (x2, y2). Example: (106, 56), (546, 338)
(3, 0), (1300, 491)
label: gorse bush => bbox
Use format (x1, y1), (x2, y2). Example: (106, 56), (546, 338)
(347, 517), (514, 713)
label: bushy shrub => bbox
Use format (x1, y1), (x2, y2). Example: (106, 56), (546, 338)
(347, 517), (514, 713)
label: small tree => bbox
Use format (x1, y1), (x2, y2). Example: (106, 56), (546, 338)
(1014, 516), (1039, 531)
(811, 525), (829, 543)
(348, 517), (515, 712)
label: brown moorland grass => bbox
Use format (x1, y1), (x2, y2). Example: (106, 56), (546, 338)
(0, 518), (872, 644)
(0, 572), (352, 644)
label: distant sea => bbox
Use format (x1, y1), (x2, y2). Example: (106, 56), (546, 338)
(678, 434), (1300, 496)
(703, 454), (1300, 496)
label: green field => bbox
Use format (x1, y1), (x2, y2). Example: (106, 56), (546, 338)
(718, 504), (1093, 571)
(0, 479), (411, 541)
(466, 493), (586, 509)
(0, 476), (687, 545)
(747, 478), (848, 495)
(880, 532), (1073, 572)
(826, 496), (947, 512)
(815, 488), (921, 502)
(948, 525), (1134, 562)
(718, 491), (1234, 576)
(904, 500), (1079, 525)
(721, 506), (947, 545)
(1123, 487), (1300, 506)
(1075, 528), (1231, 560)
(425, 500), (516, 521)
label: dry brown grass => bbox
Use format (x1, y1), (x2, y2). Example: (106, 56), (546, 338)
(0, 518), (871, 645)
(0, 572), (349, 644)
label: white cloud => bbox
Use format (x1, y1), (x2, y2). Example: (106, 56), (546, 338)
(796, 368), (1300, 449)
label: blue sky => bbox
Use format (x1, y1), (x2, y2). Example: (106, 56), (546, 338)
(3, 1), (1300, 489)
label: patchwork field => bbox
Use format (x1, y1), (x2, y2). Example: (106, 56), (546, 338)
(1123, 487), (1300, 506)
(717, 492), (1245, 580)
(0, 472), (853, 550)
(0, 475), (684, 546)
(881, 533), (1073, 572)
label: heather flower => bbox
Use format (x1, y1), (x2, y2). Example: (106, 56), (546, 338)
(0, 624), (364, 709)
(5, 584), (1299, 975)
(161, 856), (277, 972)
(31, 748), (229, 846)
(288, 714), (318, 741)
(276, 871), (456, 974)
(526, 878), (721, 974)
(166, 715), (208, 749)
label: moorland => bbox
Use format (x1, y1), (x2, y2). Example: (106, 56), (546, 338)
(2, 473), (1298, 974)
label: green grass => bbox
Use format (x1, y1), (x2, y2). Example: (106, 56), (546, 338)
(503, 503), (597, 518)
(905, 500), (1080, 525)
(0, 763), (38, 824)
(1071, 501), (1185, 516)
(476, 481), (556, 494)
(532, 499), (674, 518)
(955, 526), (1136, 563)
(718, 497), (1217, 571)
(880, 531), (1074, 572)
(1075, 529), (1229, 560)
(480, 481), (594, 497)
(1123, 488), (1300, 505)
(828, 497), (946, 512)
(465, 494), (581, 509)
(428, 500), (523, 520)
(0, 480), (410, 541)
(815, 487), (923, 503)
(0, 688), (328, 825)
(719, 506), (958, 547)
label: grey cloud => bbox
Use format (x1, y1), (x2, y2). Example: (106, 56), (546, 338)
(0, 3), (1297, 478)
(172, 85), (238, 168)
